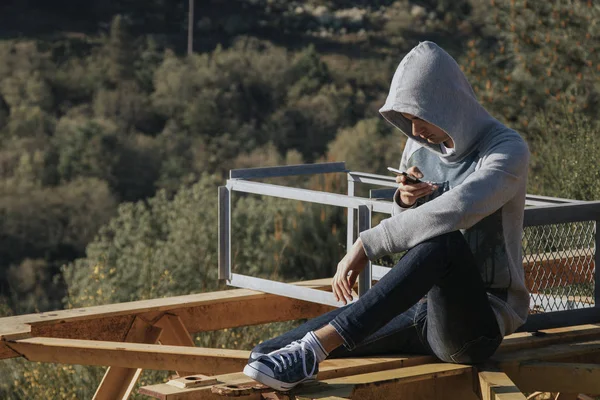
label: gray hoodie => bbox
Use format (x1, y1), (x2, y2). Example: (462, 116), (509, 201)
(359, 42), (530, 336)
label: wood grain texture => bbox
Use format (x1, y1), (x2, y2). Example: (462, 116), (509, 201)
(138, 358), (461, 399)
(155, 314), (197, 377)
(93, 317), (163, 400)
(6, 337), (250, 374)
(503, 361), (600, 394)
(0, 278), (334, 362)
(478, 370), (526, 400)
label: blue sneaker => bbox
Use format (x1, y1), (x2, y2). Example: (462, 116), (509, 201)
(243, 340), (319, 391)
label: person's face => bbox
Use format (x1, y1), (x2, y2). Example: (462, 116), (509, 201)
(400, 112), (454, 148)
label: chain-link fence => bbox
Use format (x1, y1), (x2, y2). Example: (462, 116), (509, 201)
(523, 220), (596, 314)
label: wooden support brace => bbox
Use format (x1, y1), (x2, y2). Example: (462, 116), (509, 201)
(478, 370), (527, 400)
(93, 316), (163, 400)
(93, 313), (201, 399)
(154, 313), (197, 377)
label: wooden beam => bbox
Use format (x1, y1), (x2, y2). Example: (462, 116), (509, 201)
(322, 362), (471, 386)
(503, 361), (600, 394)
(0, 278), (334, 360)
(0, 344), (21, 359)
(140, 366), (479, 400)
(138, 355), (443, 399)
(2, 278), (599, 362)
(19, 278), (332, 327)
(275, 364), (477, 400)
(478, 370), (526, 400)
(6, 337), (249, 374)
(494, 339), (600, 366)
(499, 325), (600, 354)
(94, 317), (163, 400)
(352, 373), (479, 400)
(0, 325), (35, 361)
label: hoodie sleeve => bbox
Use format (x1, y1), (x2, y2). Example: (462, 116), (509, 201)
(360, 137), (529, 260)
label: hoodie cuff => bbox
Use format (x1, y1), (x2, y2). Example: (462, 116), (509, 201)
(359, 224), (392, 261)
(391, 189), (416, 216)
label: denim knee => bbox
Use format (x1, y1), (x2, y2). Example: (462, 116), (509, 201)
(430, 333), (502, 365)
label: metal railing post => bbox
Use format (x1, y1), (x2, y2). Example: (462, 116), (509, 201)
(595, 220), (599, 307)
(347, 174), (355, 251)
(218, 186), (231, 280)
(357, 204), (372, 297)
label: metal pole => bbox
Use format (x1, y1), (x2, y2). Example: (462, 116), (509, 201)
(188, 0), (194, 55)
(218, 186), (231, 280)
(595, 220), (599, 307)
(357, 204), (372, 297)
(347, 175), (355, 251)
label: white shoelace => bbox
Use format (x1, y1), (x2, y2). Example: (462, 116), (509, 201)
(263, 340), (317, 378)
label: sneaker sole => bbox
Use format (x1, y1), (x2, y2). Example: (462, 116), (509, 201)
(243, 364), (316, 392)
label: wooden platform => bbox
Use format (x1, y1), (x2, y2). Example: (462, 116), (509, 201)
(137, 324), (600, 400)
(1, 276), (599, 399)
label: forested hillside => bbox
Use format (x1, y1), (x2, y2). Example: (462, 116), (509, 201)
(0, 0), (598, 398)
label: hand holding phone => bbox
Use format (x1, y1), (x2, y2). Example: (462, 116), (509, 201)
(388, 166), (436, 207)
(387, 167), (422, 184)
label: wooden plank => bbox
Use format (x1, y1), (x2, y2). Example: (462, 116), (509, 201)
(0, 279), (334, 361)
(350, 372), (479, 400)
(499, 324), (600, 354)
(22, 292), (332, 345)
(170, 293), (333, 334)
(503, 361), (600, 394)
(317, 354), (437, 380)
(8, 278), (332, 328)
(140, 366), (479, 400)
(167, 375), (218, 389)
(93, 317), (163, 400)
(32, 314), (135, 343)
(494, 339), (600, 366)
(478, 370), (526, 400)
(1, 280), (598, 360)
(322, 363), (471, 385)
(294, 364), (475, 400)
(6, 337), (250, 374)
(138, 355), (438, 399)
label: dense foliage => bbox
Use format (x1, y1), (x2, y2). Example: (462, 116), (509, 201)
(0, 0), (598, 398)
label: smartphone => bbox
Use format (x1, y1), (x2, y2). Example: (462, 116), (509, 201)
(387, 167), (422, 184)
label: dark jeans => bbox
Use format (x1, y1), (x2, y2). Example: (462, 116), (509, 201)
(252, 231), (503, 364)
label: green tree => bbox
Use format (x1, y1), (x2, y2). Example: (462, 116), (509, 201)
(105, 14), (135, 84)
(0, 178), (117, 313)
(327, 118), (406, 175)
(528, 110), (600, 201)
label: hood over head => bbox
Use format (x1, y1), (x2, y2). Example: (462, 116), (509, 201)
(380, 41), (499, 163)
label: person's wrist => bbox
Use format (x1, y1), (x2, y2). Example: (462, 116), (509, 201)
(399, 194), (416, 208)
(355, 237), (369, 262)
